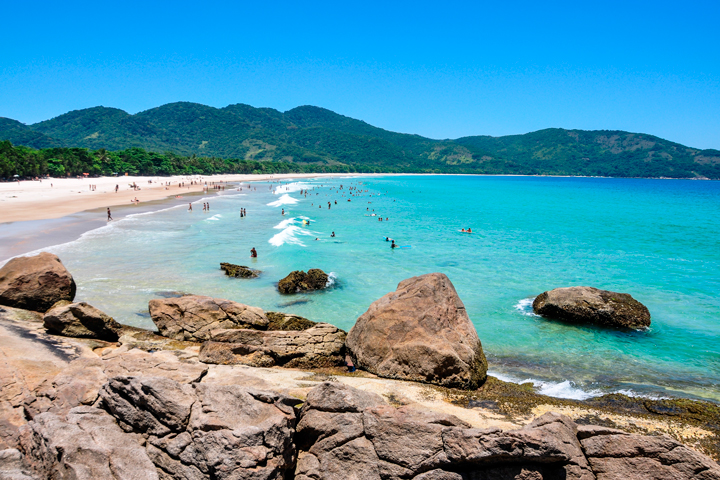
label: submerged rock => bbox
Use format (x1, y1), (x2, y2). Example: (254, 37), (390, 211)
(43, 302), (122, 342)
(220, 262), (260, 278)
(148, 295), (268, 341)
(0, 252), (76, 312)
(532, 286), (651, 329)
(266, 311), (317, 331)
(346, 273), (487, 389)
(278, 269), (329, 294)
(199, 323), (346, 368)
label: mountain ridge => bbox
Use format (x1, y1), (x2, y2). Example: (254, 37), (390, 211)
(1, 102), (719, 179)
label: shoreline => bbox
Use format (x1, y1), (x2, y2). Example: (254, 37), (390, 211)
(0, 172), (377, 224)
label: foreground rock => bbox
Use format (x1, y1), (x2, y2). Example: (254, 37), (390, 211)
(278, 269), (329, 294)
(533, 286), (651, 329)
(220, 262), (260, 278)
(0, 252), (76, 312)
(43, 301), (122, 341)
(149, 295), (268, 341)
(20, 406), (158, 480)
(100, 376), (300, 480)
(346, 273), (487, 389)
(295, 382), (720, 480)
(199, 323), (346, 368)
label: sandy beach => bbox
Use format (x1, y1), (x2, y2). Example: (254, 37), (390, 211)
(0, 173), (366, 224)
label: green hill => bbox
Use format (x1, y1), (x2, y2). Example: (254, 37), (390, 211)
(1, 102), (719, 179)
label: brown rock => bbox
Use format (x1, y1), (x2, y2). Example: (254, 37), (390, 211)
(0, 253), (76, 312)
(532, 286), (651, 329)
(266, 311), (317, 330)
(148, 295), (268, 341)
(278, 269), (329, 294)
(345, 273), (487, 389)
(19, 406), (158, 480)
(581, 432), (720, 480)
(199, 323), (346, 368)
(43, 302), (122, 341)
(220, 262), (260, 278)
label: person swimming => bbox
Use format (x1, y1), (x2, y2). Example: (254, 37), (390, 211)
(331, 232), (335, 237)
(250, 247), (257, 258)
(391, 240), (397, 249)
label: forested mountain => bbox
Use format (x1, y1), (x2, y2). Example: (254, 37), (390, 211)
(1, 102), (719, 179)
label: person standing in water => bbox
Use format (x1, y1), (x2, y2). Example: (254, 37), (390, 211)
(391, 240), (397, 249)
(250, 247), (257, 258)
(107, 208), (112, 221)
(188, 203), (192, 211)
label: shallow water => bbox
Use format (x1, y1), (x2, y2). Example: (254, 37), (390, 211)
(9, 176), (720, 401)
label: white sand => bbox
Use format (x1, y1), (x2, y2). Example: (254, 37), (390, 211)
(0, 173), (368, 224)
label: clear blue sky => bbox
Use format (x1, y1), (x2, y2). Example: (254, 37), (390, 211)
(1, 0), (718, 148)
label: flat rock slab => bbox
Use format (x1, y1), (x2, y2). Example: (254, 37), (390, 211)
(533, 286), (651, 329)
(199, 322), (346, 368)
(149, 295), (268, 341)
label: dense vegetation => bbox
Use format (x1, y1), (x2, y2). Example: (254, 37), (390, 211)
(1, 102), (719, 179)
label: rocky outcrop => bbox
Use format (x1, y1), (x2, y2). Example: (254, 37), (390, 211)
(532, 286), (651, 329)
(199, 323), (346, 368)
(345, 273), (487, 389)
(43, 302), (122, 341)
(149, 295), (268, 341)
(100, 376), (301, 480)
(295, 382), (720, 480)
(220, 262), (260, 278)
(0, 253), (76, 312)
(266, 311), (317, 331)
(278, 269), (329, 294)
(19, 406), (158, 480)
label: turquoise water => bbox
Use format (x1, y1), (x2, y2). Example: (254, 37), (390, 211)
(15, 176), (720, 401)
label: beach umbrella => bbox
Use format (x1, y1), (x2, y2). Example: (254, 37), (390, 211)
(13, 174), (19, 177)
(83, 173), (89, 176)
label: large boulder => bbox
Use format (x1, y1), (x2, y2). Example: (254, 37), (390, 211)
(100, 376), (301, 480)
(345, 273), (487, 389)
(43, 302), (122, 341)
(148, 295), (268, 341)
(278, 269), (329, 294)
(199, 323), (347, 368)
(532, 286), (651, 329)
(0, 253), (76, 312)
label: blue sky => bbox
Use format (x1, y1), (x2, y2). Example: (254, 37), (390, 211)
(1, 0), (718, 148)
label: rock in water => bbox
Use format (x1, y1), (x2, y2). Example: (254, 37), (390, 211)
(0, 252), (76, 312)
(148, 295), (268, 341)
(532, 286), (651, 329)
(43, 302), (122, 341)
(220, 262), (260, 278)
(278, 269), (329, 294)
(345, 273), (487, 389)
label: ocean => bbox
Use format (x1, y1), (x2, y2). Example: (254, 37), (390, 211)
(7, 175), (720, 401)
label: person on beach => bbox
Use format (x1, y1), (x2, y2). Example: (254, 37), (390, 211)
(250, 247), (257, 258)
(115, 185), (119, 193)
(107, 208), (112, 221)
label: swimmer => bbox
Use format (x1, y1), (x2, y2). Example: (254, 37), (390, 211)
(331, 232), (335, 237)
(467, 228), (472, 233)
(391, 240), (397, 249)
(282, 208), (285, 215)
(250, 247), (257, 258)
(461, 228), (466, 232)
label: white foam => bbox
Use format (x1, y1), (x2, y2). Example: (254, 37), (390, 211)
(268, 225), (317, 247)
(206, 214), (222, 221)
(267, 194), (299, 207)
(274, 182), (312, 194)
(514, 297), (540, 317)
(326, 272), (337, 287)
(274, 218), (297, 229)
(490, 372), (601, 400)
